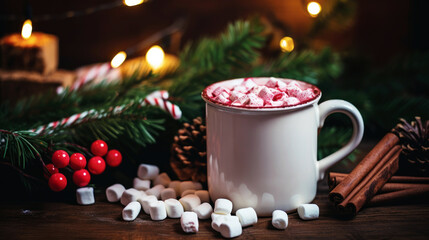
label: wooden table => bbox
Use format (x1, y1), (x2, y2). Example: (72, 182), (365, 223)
(1, 181), (428, 239)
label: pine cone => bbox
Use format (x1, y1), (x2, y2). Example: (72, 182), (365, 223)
(392, 117), (429, 176)
(170, 117), (207, 182)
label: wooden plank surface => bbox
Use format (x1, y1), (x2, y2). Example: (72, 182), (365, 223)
(0, 181), (428, 240)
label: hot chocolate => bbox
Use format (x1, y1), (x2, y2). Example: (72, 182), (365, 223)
(203, 77), (320, 108)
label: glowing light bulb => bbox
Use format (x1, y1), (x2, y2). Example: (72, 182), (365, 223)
(123, 0), (144, 7)
(280, 36), (295, 52)
(21, 19), (32, 39)
(111, 51), (127, 68)
(146, 45), (165, 70)
(307, 1), (322, 17)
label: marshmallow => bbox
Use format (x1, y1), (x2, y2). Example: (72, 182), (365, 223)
(214, 198), (233, 215)
(195, 190), (210, 203)
(164, 198), (184, 218)
(247, 93), (264, 107)
(181, 189), (196, 197)
(296, 89), (315, 101)
(211, 212), (231, 220)
(231, 95), (249, 106)
(168, 181), (181, 197)
(179, 181), (201, 195)
(258, 86), (274, 103)
(192, 202), (213, 220)
(297, 204), (319, 220)
(285, 97), (300, 105)
(212, 86), (231, 97)
(121, 188), (144, 206)
(272, 210), (288, 229)
(106, 183), (125, 202)
(214, 92), (230, 104)
(229, 91), (245, 102)
(161, 188), (176, 201)
(133, 178), (151, 191)
(122, 202), (141, 221)
(241, 78), (257, 90)
(181, 212), (199, 233)
(265, 78), (278, 88)
(137, 163), (159, 180)
(153, 172), (171, 187)
(76, 187), (95, 205)
(138, 195), (158, 214)
(149, 200), (167, 221)
(236, 207), (258, 227)
(179, 194), (201, 211)
(219, 218), (243, 238)
(212, 215), (238, 232)
(145, 184), (165, 199)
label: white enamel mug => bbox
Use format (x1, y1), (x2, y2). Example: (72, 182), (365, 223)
(202, 77), (364, 216)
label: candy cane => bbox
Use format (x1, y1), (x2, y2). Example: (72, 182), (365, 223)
(30, 91), (181, 134)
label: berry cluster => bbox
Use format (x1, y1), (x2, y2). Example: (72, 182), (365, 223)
(47, 140), (122, 192)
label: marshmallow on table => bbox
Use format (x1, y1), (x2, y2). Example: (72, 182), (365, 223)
(137, 163), (159, 180)
(106, 183), (125, 202)
(161, 188), (176, 201)
(121, 188), (143, 206)
(212, 215), (238, 232)
(153, 172), (171, 187)
(179, 181), (201, 195)
(168, 181), (181, 197)
(181, 212), (199, 233)
(76, 187), (95, 205)
(179, 194), (201, 211)
(195, 190), (210, 203)
(149, 200), (167, 221)
(138, 195), (158, 215)
(165, 198), (184, 218)
(297, 204), (319, 220)
(272, 210), (288, 230)
(219, 218), (242, 238)
(181, 189), (196, 197)
(145, 184), (165, 199)
(122, 202), (141, 221)
(133, 178), (151, 191)
(236, 207), (258, 227)
(192, 202), (213, 220)
(214, 198), (233, 215)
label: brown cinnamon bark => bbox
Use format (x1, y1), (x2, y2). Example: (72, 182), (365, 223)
(329, 133), (400, 203)
(329, 172), (429, 184)
(368, 186), (429, 206)
(337, 148), (401, 218)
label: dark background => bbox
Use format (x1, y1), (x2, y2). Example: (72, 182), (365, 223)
(1, 0), (427, 70)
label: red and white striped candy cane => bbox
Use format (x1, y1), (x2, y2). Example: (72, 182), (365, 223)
(142, 95), (182, 120)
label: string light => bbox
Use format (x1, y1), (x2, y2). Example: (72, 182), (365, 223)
(111, 51), (127, 68)
(146, 45), (165, 70)
(123, 0), (144, 7)
(307, 1), (322, 17)
(280, 36), (294, 52)
(21, 19), (32, 39)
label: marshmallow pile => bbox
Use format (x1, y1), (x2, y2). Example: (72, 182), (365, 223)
(102, 163), (320, 238)
(205, 78), (318, 108)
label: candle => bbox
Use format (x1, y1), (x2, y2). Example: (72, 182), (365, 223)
(0, 31), (58, 75)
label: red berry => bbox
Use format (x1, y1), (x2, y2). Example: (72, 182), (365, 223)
(105, 149), (122, 167)
(88, 156), (106, 175)
(69, 153), (87, 170)
(48, 173), (67, 192)
(44, 163), (59, 179)
(90, 140), (108, 156)
(52, 150), (70, 168)
(73, 169), (91, 187)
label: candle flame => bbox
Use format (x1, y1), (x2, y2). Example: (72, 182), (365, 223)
(111, 51), (127, 68)
(307, 2), (322, 17)
(123, 0), (144, 7)
(21, 19), (33, 39)
(280, 36), (294, 52)
(146, 45), (165, 70)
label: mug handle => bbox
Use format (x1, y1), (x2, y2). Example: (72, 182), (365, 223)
(316, 100), (364, 181)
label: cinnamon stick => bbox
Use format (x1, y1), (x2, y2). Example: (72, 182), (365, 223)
(329, 133), (400, 203)
(329, 172), (429, 184)
(330, 177), (428, 194)
(337, 148), (401, 217)
(368, 185), (429, 206)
